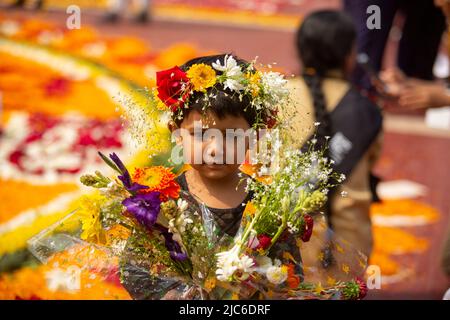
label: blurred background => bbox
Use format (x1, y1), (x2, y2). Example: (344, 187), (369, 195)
(0, 0), (449, 300)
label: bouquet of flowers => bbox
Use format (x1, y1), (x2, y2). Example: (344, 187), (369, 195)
(28, 138), (368, 300)
(213, 136), (368, 299)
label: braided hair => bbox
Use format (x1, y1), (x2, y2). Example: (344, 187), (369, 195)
(296, 11), (356, 229)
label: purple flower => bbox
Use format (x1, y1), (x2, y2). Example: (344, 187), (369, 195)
(99, 152), (148, 193)
(122, 192), (187, 261)
(122, 192), (161, 229)
(164, 232), (188, 261)
(170, 251), (188, 261)
(154, 224), (187, 261)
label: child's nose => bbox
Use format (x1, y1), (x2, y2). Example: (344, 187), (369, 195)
(205, 137), (224, 163)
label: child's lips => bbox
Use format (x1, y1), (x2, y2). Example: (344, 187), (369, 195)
(204, 163), (227, 169)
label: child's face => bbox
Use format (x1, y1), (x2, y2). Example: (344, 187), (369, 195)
(176, 110), (251, 180)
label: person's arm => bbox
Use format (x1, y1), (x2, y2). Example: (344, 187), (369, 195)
(397, 82), (450, 110)
(380, 68), (450, 110)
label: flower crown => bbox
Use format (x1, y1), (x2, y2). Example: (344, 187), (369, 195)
(154, 55), (289, 128)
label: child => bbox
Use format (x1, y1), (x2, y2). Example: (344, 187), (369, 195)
(169, 55), (264, 237)
(120, 54), (277, 299)
(287, 10), (383, 257)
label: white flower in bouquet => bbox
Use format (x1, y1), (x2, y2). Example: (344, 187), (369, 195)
(239, 255), (256, 273)
(254, 256), (273, 273)
(168, 210), (193, 234)
(216, 263), (237, 282)
(216, 245), (255, 282)
(266, 265), (288, 285)
(216, 246), (240, 281)
(177, 198), (189, 212)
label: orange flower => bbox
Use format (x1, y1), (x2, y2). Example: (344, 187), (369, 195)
(287, 276), (301, 289)
(243, 201), (257, 219)
(133, 166), (180, 200)
(239, 163), (273, 184)
(286, 263), (301, 289)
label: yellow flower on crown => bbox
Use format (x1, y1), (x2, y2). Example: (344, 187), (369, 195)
(152, 88), (169, 111)
(186, 63), (217, 92)
(246, 71), (262, 97)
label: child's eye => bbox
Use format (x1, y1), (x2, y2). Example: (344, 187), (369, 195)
(189, 132), (203, 140)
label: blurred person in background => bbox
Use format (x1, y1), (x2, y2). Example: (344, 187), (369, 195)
(378, 68), (450, 110)
(343, 0), (446, 93)
(287, 10), (383, 257)
(104, 0), (151, 23)
(8, 0), (43, 10)
(376, 0), (450, 110)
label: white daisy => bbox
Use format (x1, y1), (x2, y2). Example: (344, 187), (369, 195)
(216, 245), (255, 282)
(266, 265), (288, 285)
(212, 55), (245, 91)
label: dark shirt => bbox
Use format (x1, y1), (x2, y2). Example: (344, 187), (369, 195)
(176, 172), (252, 238)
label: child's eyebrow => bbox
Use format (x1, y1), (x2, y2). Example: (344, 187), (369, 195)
(185, 126), (249, 134)
(203, 128), (236, 134)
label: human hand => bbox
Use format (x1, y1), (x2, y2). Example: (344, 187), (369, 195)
(378, 68), (407, 98)
(398, 82), (450, 110)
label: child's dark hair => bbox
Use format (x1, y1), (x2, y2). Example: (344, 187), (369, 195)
(174, 54), (258, 127)
(296, 10), (356, 149)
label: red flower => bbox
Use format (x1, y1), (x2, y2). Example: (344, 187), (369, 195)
(355, 277), (368, 299)
(156, 66), (191, 112)
(265, 109), (278, 129)
(256, 234), (272, 250)
(343, 277), (368, 300)
(300, 214), (314, 242)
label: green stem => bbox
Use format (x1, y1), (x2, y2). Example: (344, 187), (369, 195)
(266, 211), (287, 252)
(237, 205), (266, 252)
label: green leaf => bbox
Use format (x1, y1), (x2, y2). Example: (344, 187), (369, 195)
(98, 152), (122, 174)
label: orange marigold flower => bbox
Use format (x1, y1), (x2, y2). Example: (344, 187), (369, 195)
(286, 263), (301, 289)
(133, 166), (180, 200)
(239, 163), (273, 184)
(287, 275), (301, 289)
(243, 201), (257, 218)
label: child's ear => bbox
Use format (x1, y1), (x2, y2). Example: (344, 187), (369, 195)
(168, 120), (178, 133)
(168, 120), (183, 145)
